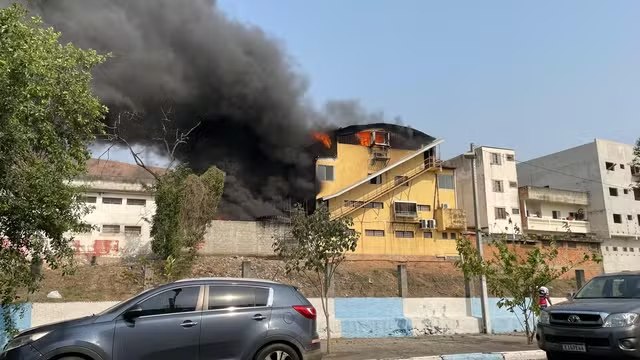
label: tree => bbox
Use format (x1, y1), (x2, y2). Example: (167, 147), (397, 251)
(273, 204), (359, 354)
(0, 4), (106, 333)
(456, 234), (600, 344)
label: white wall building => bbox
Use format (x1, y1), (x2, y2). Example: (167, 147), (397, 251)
(70, 159), (160, 259)
(517, 139), (640, 273)
(446, 146), (522, 237)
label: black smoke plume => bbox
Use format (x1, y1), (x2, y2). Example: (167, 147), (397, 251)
(12, 0), (400, 219)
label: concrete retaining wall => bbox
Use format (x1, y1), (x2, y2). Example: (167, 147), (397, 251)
(2, 297), (569, 343)
(200, 220), (287, 256)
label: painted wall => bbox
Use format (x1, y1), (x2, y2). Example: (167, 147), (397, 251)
(325, 152), (460, 257)
(71, 179), (156, 258)
(10, 297), (570, 342)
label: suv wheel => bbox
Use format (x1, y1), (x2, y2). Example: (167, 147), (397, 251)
(255, 343), (300, 360)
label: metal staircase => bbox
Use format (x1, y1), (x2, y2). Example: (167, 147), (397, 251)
(330, 157), (442, 219)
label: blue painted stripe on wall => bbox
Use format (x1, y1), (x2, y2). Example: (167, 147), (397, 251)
(470, 297), (537, 334)
(0, 304), (32, 348)
(335, 297), (404, 318)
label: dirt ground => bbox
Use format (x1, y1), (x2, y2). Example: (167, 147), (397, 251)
(326, 335), (540, 359)
(27, 255), (578, 302)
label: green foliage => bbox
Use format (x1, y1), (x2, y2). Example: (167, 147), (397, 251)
(273, 203), (359, 353)
(150, 166), (224, 262)
(456, 235), (601, 343)
(0, 4), (106, 334)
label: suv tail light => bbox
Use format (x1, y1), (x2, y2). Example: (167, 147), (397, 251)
(293, 305), (317, 320)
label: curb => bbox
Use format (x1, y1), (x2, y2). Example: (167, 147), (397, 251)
(373, 350), (546, 360)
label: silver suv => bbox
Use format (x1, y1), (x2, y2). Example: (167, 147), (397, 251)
(1, 278), (322, 360)
(537, 272), (640, 359)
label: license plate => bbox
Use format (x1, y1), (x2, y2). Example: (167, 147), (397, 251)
(562, 344), (587, 352)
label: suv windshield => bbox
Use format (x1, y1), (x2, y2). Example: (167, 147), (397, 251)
(575, 275), (640, 299)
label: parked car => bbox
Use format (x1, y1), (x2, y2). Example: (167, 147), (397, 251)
(1, 278), (322, 360)
(537, 271), (640, 359)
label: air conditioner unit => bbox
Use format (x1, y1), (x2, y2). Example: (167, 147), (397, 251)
(420, 219), (436, 229)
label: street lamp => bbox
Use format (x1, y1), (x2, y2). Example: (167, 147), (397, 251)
(463, 143), (492, 334)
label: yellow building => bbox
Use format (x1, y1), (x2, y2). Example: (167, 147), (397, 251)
(315, 124), (465, 258)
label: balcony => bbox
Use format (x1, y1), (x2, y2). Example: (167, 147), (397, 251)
(435, 208), (467, 231)
(525, 217), (590, 234)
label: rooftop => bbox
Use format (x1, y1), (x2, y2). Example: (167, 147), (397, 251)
(80, 158), (166, 183)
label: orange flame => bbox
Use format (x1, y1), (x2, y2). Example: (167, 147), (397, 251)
(313, 132), (332, 149)
(356, 131), (371, 146)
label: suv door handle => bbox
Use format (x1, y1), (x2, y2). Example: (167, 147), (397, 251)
(252, 314), (267, 321)
(180, 320), (198, 328)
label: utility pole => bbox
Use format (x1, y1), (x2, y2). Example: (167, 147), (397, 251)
(464, 143), (492, 334)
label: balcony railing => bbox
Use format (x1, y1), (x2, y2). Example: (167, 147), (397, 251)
(525, 217), (590, 234)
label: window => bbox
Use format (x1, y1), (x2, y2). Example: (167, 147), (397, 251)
(125, 226), (142, 235)
(628, 215), (634, 221)
(490, 153), (502, 165)
(512, 208), (520, 215)
(493, 180), (504, 193)
(127, 198), (147, 206)
(613, 246), (618, 251)
(344, 200), (383, 209)
(365, 229), (385, 237)
(509, 181), (518, 188)
(567, 242), (577, 248)
(208, 286), (270, 310)
(82, 196), (97, 203)
(620, 164), (626, 169)
(317, 165), (334, 181)
(624, 189), (629, 195)
(395, 231), (414, 238)
(495, 207), (507, 220)
(632, 166), (640, 176)
(102, 225), (120, 233)
(437, 174), (455, 189)
(138, 286), (200, 317)
(450, 233), (457, 240)
(623, 247), (628, 252)
(613, 214), (622, 224)
(634, 188), (640, 201)
(609, 187), (619, 196)
(638, 215), (640, 226)
(506, 154), (515, 162)
(417, 204), (431, 212)
(394, 176), (409, 187)
(442, 232), (448, 239)
(606, 162), (616, 171)
(367, 202), (384, 209)
(102, 197), (122, 205)
(394, 202), (417, 217)
(552, 211), (560, 220)
(632, 248), (636, 253)
(423, 232), (433, 239)
(369, 175), (382, 185)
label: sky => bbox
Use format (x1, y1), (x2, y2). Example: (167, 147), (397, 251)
(216, 0), (640, 160)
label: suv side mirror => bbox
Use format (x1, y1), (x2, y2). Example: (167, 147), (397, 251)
(124, 305), (143, 320)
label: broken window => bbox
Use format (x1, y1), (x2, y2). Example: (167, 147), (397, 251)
(493, 180), (504, 193)
(495, 207), (507, 220)
(490, 153), (502, 165)
(609, 187), (619, 196)
(317, 165), (334, 181)
(606, 162), (616, 171)
(613, 214), (622, 224)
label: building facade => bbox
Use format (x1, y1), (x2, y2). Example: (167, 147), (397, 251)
(315, 124), (465, 258)
(71, 159), (159, 259)
(517, 139), (640, 273)
(446, 146), (521, 237)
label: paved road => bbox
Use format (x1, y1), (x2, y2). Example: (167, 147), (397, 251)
(325, 334), (539, 360)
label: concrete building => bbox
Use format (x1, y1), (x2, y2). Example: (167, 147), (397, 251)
(446, 146), (521, 238)
(517, 139), (640, 273)
(71, 159), (160, 258)
(315, 124), (466, 258)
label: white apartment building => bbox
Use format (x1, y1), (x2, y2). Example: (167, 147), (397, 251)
(517, 139), (640, 273)
(446, 146), (522, 237)
(71, 159), (160, 259)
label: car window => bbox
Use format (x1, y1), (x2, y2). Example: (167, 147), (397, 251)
(138, 286), (200, 316)
(575, 275), (640, 299)
(208, 286), (270, 310)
